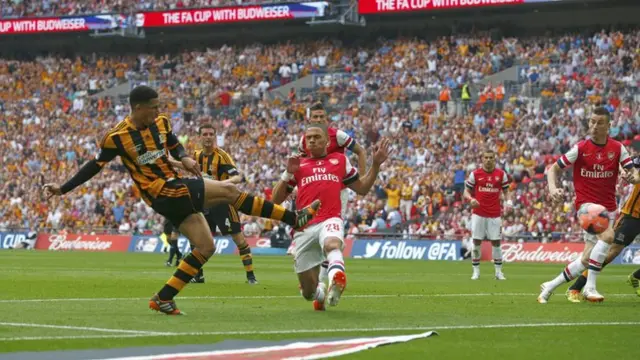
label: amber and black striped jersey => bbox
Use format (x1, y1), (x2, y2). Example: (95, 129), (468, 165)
(194, 148), (239, 181)
(621, 156), (640, 218)
(95, 115), (185, 203)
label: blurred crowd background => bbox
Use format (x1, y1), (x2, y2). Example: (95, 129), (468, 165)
(0, 0), (638, 243)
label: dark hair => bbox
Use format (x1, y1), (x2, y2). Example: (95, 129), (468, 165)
(199, 123), (215, 135)
(129, 86), (158, 107)
(309, 102), (325, 112)
(593, 106), (610, 121)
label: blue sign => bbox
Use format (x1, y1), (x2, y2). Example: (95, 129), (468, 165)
(0, 232), (29, 249)
(129, 235), (237, 255)
(611, 244), (640, 265)
(350, 239), (462, 261)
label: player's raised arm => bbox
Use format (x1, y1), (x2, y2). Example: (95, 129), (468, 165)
(272, 155), (301, 204)
(352, 143), (368, 175)
(43, 134), (118, 198)
(347, 139), (391, 196)
(336, 129), (367, 174)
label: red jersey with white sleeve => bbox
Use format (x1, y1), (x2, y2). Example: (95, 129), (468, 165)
(299, 127), (356, 156)
(557, 137), (633, 212)
(465, 167), (510, 218)
(287, 152), (359, 228)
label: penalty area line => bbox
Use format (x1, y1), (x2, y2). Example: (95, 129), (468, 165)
(0, 321), (639, 342)
(0, 322), (171, 336)
(0, 293), (635, 303)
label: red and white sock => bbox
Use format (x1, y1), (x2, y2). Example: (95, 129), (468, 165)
(586, 240), (610, 289)
(319, 260), (329, 283)
(548, 257), (585, 290)
(326, 249), (345, 281)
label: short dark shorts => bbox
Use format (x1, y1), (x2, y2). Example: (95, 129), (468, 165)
(613, 214), (640, 247)
(204, 204), (242, 235)
(152, 178), (205, 229)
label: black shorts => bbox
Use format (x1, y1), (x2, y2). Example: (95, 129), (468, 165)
(152, 178), (205, 229)
(204, 204), (242, 236)
(613, 214), (640, 247)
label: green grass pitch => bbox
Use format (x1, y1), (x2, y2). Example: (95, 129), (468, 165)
(0, 251), (638, 359)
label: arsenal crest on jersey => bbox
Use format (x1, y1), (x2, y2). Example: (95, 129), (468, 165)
(607, 152), (615, 160)
(329, 159), (339, 165)
(495, 176), (500, 181)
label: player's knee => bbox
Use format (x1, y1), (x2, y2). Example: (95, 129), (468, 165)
(598, 228), (615, 244)
(324, 238), (342, 252)
(198, 240), (216, 258)
(221, 182), (240, 203)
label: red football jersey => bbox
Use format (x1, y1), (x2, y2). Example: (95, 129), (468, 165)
(299, 127), (356, 156)
(465, 167), (510, 218)
(287, 152), (358, 228)
(558, 137), (632, 212)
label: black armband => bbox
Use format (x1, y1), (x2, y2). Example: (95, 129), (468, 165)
(60, 160), (102, 194)
(170, 143), (188, 160)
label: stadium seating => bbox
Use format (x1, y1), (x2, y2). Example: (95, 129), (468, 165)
(0, 29), (638, 242)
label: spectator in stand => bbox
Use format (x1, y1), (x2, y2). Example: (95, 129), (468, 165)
(0, 30), (638, 243)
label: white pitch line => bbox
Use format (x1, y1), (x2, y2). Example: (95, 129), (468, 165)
(0, 322), (170, 335)
(0, 321), (639, 342)
(0, 292), (635, 303)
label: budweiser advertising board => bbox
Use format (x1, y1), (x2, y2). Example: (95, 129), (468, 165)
(358, 0), (529, 15)
(481, 241), (585, 263)
(35, 233), (131, 252)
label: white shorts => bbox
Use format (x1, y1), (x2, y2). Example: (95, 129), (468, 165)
(293, 217), (344, 274)
(340, 188), (349, 218)
(471, 214), (502, 241)
(581, 203), (617, 244)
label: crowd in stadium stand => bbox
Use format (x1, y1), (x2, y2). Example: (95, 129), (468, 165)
(0, 29), (638, 243)
(0, 0), (298, 18)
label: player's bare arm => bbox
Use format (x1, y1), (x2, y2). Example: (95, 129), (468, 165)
(347, 139), (391, 195)
(463, 187), (479, 208)
(352, 143), (368, 175)
(502, 188), (514, 208)
(546, 162), (564, 203)
(169, 157), (185, 170)
(272, 154), (301, 204)
(621, 166), (640, 184)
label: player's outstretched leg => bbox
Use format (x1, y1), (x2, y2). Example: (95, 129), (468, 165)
(150, 213), (215, 315)
(232, 233), (257, 284)
(491, 240), (505, 280)
(297, 266), (327, 311)
(324, 238), (347, 307)
(566, 242), (624, 302)
(537, 242), (593, 304)
(471, 240), (481, 280)
(202, 179), (320, 229)
(627, 268), (640, 297)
